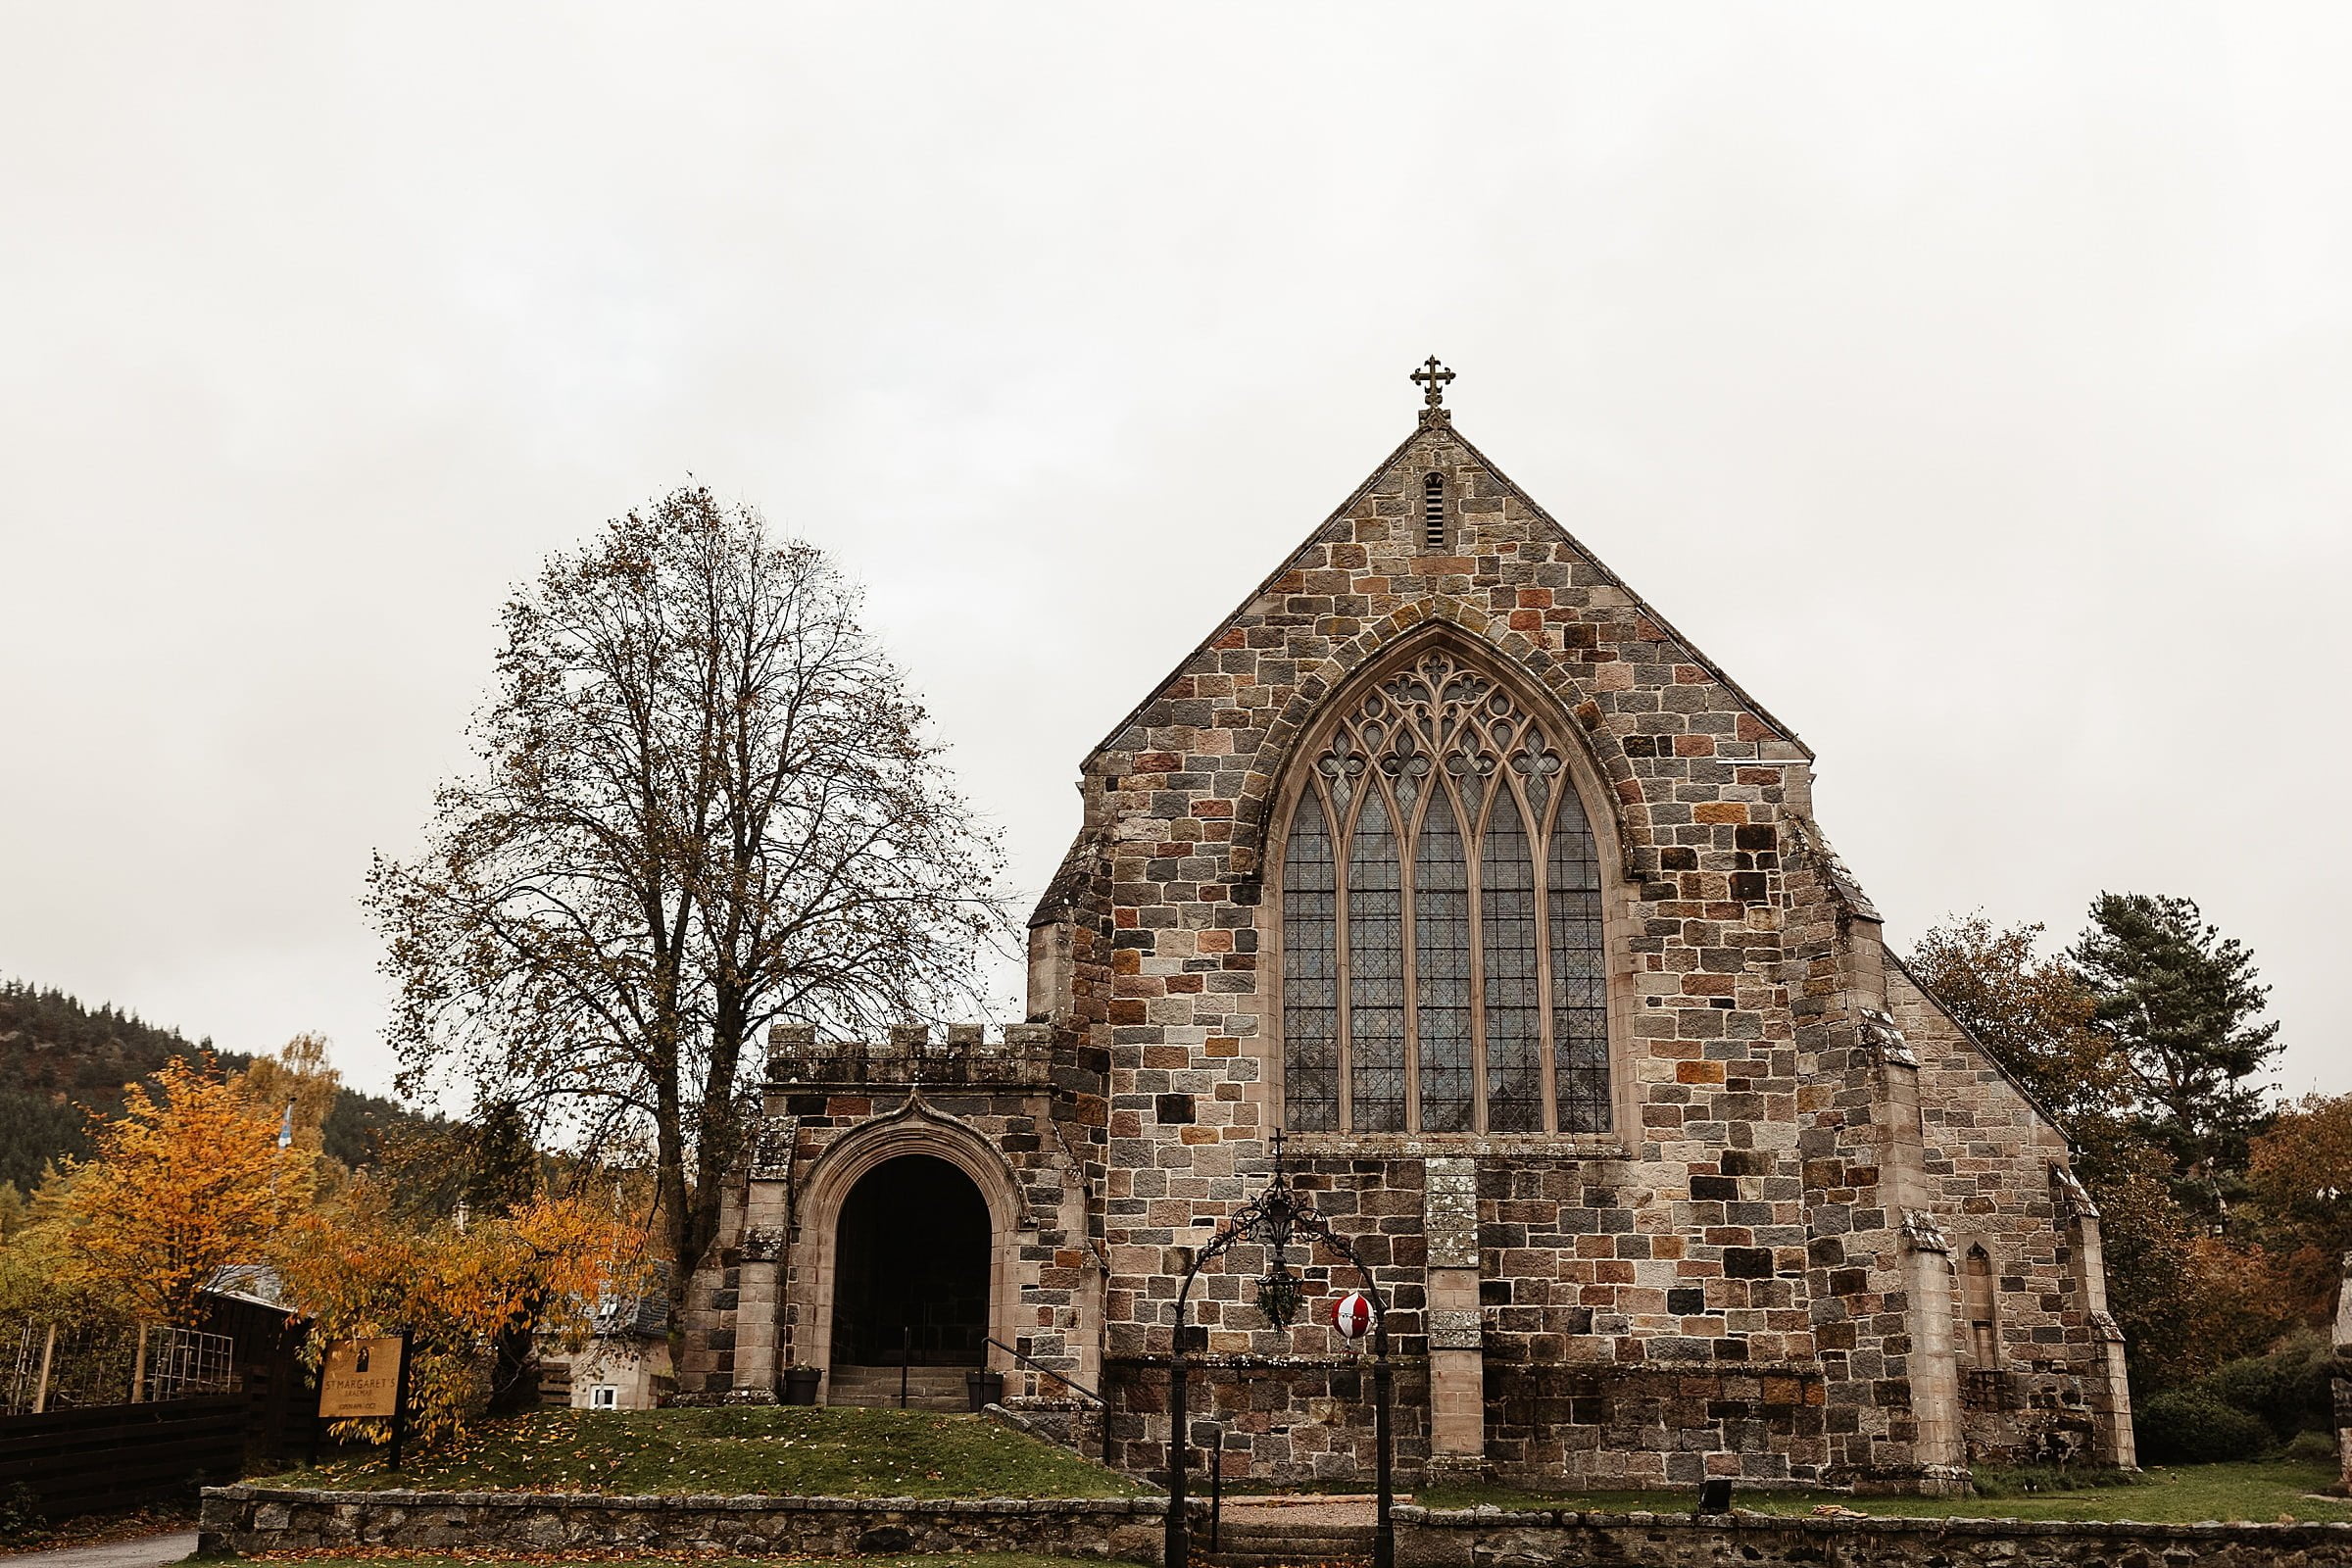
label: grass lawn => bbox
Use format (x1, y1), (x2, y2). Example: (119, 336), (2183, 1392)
(1417, 1456), (2352, 1524)
(251, 1406), (1140, 1500)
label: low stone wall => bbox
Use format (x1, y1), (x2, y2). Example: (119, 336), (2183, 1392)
(989, 1396), (1107, 1462)
(1102, 1354), (1434, 1485)
(1482, 1363), (1830, 1489)
(199, 1485), (1168, 1560)
(1396, 1504), (2352, 1568)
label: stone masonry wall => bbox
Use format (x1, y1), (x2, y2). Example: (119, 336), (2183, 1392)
(2335, 1251), (2352, 1494)
(1394, 1505), (2352, 1568)
(1098, 1148), (1434, 1483)
(678, 1024), (1105, 1399)
(1778, 842), (1956, 1491)
(1891, 966), (2118, 1466)
(1103, 1354), (1432, 1485)
(199, 1486), (1169, 1561)
(677, 1185), (748, 1392)
(1042, 413), (1993, 1488)
(1473, 1151), (1832, 1489)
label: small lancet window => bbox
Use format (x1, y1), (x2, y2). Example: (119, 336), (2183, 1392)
(1962, 1245), (1998, 1365)
(1421, 474), (1446, 550)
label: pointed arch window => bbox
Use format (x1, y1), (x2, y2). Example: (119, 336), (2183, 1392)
(1280, 649), (1612, 1135)
(1962, 1246), (1999, 1365)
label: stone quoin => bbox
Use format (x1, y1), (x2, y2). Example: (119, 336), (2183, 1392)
(678, 364), (2135, 1493)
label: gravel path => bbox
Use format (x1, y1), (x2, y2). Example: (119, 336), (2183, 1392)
(1218, 1494), (1379, 1527)
(1, 1532), (198, 1568)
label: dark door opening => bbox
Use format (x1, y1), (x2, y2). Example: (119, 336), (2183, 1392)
(831, 1154), (990, 1367)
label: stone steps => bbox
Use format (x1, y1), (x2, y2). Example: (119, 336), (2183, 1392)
(825, 1363), (974, 1411)
(1194, 1520), (1375, 1568)
(1196, 1548), (1372, 1566)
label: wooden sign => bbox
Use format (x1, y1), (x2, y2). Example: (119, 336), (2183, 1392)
(319, 1336), (405, 1419)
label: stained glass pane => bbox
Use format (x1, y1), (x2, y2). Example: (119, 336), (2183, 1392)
(1548, 797), (1610, 1132)
(1282, 792), (1339, 1131)
(1481, 789), (1542, 1133)
(1348, 793), (1406, 1132)
(1415, 791), (1473, 1132)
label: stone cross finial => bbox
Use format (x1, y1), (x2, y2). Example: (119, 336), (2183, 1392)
(1411, 356), (1454, 424)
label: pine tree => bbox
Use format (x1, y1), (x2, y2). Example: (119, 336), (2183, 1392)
(2070, 893), (2280, 1206)
(464, 1100), (540, 1219)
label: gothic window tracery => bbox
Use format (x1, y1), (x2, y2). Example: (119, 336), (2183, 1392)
(1280, 649), (1612, 1135)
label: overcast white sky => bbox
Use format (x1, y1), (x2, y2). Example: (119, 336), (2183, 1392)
(3, 4), (2346, 1106)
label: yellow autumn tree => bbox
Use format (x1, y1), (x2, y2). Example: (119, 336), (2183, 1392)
(270, 1176), (639, 1447)
(236, 1031), (344, 1152)
(54, 1055), (317, 1327)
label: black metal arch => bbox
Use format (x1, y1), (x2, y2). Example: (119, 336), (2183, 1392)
(1164, 1131), (1394, 1568)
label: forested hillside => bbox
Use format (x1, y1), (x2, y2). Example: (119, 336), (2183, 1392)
(0, 980), (422, 1189)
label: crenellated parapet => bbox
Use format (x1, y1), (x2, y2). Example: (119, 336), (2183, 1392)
(763, 1021), (1055, 1089)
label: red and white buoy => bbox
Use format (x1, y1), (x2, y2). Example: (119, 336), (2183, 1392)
(1330, 1290), (1375, 1342)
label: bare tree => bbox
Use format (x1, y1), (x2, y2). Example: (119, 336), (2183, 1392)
(368, 486), (1010, 1313)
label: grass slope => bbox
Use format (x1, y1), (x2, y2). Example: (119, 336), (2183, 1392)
(1420, 1457), (2352, 1524)
(261, 1406), (1141, 1500)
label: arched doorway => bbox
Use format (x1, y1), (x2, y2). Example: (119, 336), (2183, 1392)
(829, 1154), (991, 1371)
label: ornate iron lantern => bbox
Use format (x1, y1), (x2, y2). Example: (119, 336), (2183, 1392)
(1253, 1262), (1304, 1330)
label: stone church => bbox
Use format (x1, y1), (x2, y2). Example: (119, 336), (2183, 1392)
(679, 367), (2137, 1493)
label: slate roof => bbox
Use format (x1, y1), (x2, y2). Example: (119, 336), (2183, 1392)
(592, 1259), (672, 1340)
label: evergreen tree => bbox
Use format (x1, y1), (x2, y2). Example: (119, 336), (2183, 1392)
(466, 1100), (541, 1219)
(0, 980), (435, 1187)
(2070, 893), (2280, 1205)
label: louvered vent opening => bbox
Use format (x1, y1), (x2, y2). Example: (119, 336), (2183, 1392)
(1422, 474), (1446, 550)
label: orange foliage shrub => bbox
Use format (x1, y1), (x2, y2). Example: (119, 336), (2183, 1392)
(271, 1177), (643, 1448)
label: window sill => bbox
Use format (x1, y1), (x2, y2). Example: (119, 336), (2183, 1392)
(1276, 1132), (1633, 1160)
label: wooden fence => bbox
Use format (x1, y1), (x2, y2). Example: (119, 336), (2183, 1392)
(0, 1395), (246, 1520)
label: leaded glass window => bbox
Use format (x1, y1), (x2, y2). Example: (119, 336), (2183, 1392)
(1280, 649), (1612, 1135)
(1347, 794), (1405, 1133)
(1415, 793), (1473, 1132)
(1281, 795), (1340, 1130)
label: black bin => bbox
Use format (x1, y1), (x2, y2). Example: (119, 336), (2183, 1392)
(965, 1370), (1005, 1411)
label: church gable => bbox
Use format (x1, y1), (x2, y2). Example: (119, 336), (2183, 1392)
(1076, 409), (1814, 894)
(1042, 387), (1849, 1159)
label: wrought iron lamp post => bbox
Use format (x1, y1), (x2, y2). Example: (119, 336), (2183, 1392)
(1164, 1131), (1392, 1568)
